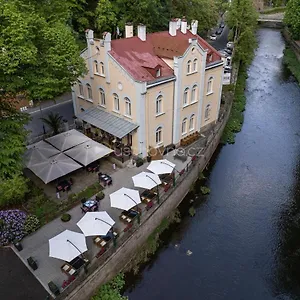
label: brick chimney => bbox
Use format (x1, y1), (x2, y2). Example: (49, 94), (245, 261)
(169, 18), (177, 36)
(181, 17), (187, 34)
(125, 23), (133, 38)
(137, 24), (146, 41)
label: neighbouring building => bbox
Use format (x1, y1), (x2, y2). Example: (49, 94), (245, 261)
(72, 18), (223, 159)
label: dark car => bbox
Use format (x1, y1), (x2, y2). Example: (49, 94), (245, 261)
(224, 48), (233, 55)
(216, 28), (223, 35)
(220, 22), (225, 28)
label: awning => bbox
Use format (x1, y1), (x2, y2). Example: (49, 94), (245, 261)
(77, 107), (139, 139)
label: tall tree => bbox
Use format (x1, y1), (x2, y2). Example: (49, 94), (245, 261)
(0, 0), (86, 101)
(284, 0), (300, 40)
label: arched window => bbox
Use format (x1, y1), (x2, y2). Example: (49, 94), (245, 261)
(187, 60), (192, 74)
(183, 88), (189, 106)
(94, 60), (99, 74)
(205, 104), (211, 119)
(191, 85), (197, 102)
(125, 97), (131, 116)
(100, 62), (105, 75)
(156, 126), (163, 145)
(193, 58), (198, 72)
(78, 81), (84, 97)
(99, 88), (105, 106)
(156, 95), (163, 115)
(86, 84), (93, 100)
(207, 76), (213, 94)
(113, 93), (119, 111)
(189, 114), (195, 131)
(182, 118), (187, 135)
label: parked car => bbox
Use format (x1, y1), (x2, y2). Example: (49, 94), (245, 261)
(219, 50), (229, 58)
(209, 33), (217, 40)
(224, 48), (233, 55)
(216, 28), (223, 35)
(224, 65), (232, 73)
(220, 22), (225, 28)
(226, 42), (234, 49)
(226, 56), (232, 65)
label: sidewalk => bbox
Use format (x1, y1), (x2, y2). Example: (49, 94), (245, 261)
(15, 152), (191, 296)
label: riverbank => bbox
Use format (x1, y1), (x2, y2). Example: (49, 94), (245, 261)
(283, 47), (300, 83)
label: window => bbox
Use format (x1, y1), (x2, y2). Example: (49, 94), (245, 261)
(205, 104), (211, 119)
(193, 58), (198, 72)
(156, 95), (163, 115)
(113, 93), (120, 111)
(125, 97), (131, 116)
(183, 88), (189, 106)
(99, 88), (105, 106)
(156, 127), (162, 145)
(94, 60), (99, 74)
(187, 60), (191, 74)
(182, 118), (187, 135)
(87, 84), (93, 100)
(191, 85), (197, 103)
(78, 81), (84, 97)
(207, 77), (213, 94)
(100, 62), (105, 75)
(156, 68), (161, 77)
(189, 114), (195, 131)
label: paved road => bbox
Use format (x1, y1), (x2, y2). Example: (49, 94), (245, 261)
(0, 247), (49, 300)
(208, 25), (230, 51)
(25, 100), (74, 139)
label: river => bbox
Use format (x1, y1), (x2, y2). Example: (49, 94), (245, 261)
(125, 29), (300, 300)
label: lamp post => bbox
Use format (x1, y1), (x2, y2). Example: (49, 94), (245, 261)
(124, 193), (140, 224)
(145, 174), (160, 204)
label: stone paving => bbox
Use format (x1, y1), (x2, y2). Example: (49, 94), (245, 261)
(15, 150), (192, 296)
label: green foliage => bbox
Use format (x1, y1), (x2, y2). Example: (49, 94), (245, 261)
(41, 112), (63, 135)
(95, 0), (117, 34)
(0, 0), (86, 100)
(96, 191), (105, 200)
(24, 215), (40, 234)
(61, 213), (71, 222)
(222, 65), (248, 144)
(188, 206), (196, 217)
(91, 274), (127, 300)
(283, 47), (300, 83)
(260, 6), (286, 14)
(284, 0), (300, 40)
(75, 182), (103, 200)
(200, 186), (211, 195)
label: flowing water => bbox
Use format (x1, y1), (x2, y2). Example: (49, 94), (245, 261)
(125, 28), (300, 300)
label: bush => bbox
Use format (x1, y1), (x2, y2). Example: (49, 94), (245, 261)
(135, 157), (144, 167)
(283, 47), (300, 83)
(24, 215), (40, 234)
(200, 186), (211, 195)
(61, 213), (71, 222)
(96, 191), (105, 201)
(260, 6), (286, 14)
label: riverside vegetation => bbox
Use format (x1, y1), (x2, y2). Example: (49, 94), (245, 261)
(283, 47), (300, 83)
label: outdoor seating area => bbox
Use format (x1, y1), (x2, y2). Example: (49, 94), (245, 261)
(81, 199), (98, 213)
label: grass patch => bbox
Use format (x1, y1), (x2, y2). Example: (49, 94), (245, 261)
(221, 64), (248, 144)
(283, 47), (300, 83)
(260, 6), (286, 14)
(200, 186), (211, 195)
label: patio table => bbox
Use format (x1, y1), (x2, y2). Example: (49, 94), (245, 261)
(82, 199), (98, 212)
(98, 173), (112, 186)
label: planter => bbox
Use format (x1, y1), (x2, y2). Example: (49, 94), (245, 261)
(146, 156), (151, 162)
(27, 256), (38, 271)
(48, 281), (60, 296)
(14, 242), (23, 252)
(61, 213), (71, 222)
(136, 158), (144, 167)
(96, 191), (105, 201)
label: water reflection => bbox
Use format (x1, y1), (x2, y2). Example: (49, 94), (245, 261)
(125, 29), (300, 300)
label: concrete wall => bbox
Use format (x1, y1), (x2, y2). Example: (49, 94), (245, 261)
(60, 96), (233, 300)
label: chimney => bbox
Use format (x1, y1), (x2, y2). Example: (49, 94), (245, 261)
(181, 17), (187, 34)
(169, 19), (177, 37)
(137, 24), (146, 41)
(85, 29), (94, 45)
(191, 20), (198, 35)
(103, 32), (111, 51)
(176, 18), (181, 30)
(125, 23), (133, 38)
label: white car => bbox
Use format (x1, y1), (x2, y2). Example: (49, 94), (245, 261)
(218, 50), (229, 58)
(209, 34), (217, 41)
(226, 42), (234, 49)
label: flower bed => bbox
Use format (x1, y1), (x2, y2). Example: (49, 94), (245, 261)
(0, 210), (27, 246)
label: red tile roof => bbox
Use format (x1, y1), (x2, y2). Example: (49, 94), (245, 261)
(110, 29), (221, 82)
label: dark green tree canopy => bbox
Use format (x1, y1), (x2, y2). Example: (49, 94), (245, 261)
(284, 0), (300, 40)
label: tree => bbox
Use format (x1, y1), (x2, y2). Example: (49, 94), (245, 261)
(284, 0), (300, 40)
(0, 0), (86, 101)
(41, 112), (63, 135)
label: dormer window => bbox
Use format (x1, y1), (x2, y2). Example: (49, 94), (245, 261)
(156, 68), (161, 77)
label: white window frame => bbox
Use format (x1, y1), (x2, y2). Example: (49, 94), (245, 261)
(155, 126), (163, 145)
(94, 60), (99, 74)
(125, 97), (132, 117)
(156, 95), (163, 116)
(100, 62), (105, 76)
(183, 88), (189, 107)
(189, 114), (195, 131)
(86, 84), (93, 101)
(187, 60), (192, 74)
(113, 93), (120, 112)
(99, 88), (105, 107)
(193, 58), (198, 72)
(182, 118), (187, 135)
(207, 77), (214, 95)
(191, 85), (197, 103)
(205, 104), (211, 120)
(78, 81), (84, 97)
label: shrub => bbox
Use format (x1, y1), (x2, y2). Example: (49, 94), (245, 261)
(283, 47), (300, 83)
(96, 191), (105, 201)
(200, 186), (211, 195)
(135, 157), (144, 167)
(24, 215), (40, 235)
(61, 213), (71, 222)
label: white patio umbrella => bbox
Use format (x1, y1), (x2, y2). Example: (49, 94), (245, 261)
(24, 140), (60, 167)
(64, 140), (113, 166)
(77, 212), (115, 237)
(49, 230), (88, 262)
(147, 159), (175, 175)
(110, 187), (141, 211)
(46, 129), (90, 151)
(132, 172), (161, 190)
(28, 153), (82, 184)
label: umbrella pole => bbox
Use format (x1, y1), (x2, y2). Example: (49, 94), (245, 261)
(67, 239), (86, 259)
(124, 194), (140, 224)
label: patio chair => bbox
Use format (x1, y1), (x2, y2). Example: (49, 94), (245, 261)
(81, 207), (86, 214)
(81, 198), (86, 204)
